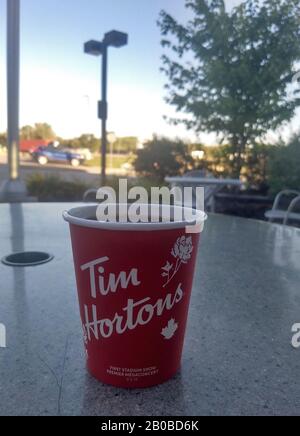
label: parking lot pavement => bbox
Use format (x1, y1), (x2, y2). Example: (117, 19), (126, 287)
(0, 155), (133, 186)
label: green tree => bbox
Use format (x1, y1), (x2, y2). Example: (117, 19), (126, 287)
(20, 125), (34, 140)
(159, 0), (300, 177)
(267, 135), (300, 195)
(81, 134), (98, 152)
(20, 123), (55, 140)
(134, 136), (194, 181)
(33, 123), (55, 140)
(59, 134), (99, 152)
(114, 137), (138, 154)
(243, 143), (271, 191)
(74, 134), (98, 152)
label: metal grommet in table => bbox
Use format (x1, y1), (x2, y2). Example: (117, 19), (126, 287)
(1, 251), (54, 267)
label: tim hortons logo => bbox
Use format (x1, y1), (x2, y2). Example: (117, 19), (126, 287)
(80, 256), (184, 341)
(79, 236), (193, 342)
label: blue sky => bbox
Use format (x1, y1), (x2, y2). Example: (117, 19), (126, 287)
(0, 0), (189, 139)
(0, 0), (298, 141)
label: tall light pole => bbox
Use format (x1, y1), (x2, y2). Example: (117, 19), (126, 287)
(0, 0), (27, 202)
(84, 30), (128, 186)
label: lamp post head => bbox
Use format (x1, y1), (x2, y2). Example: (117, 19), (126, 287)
(104, 30), (128, 48)
(84, 40), (103, 56)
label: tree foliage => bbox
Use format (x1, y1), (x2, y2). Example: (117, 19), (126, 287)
(198, 142), (272, 191)
(59, 134), (99, 152)
(59, 135), (138, 154)
(134, 136), (194, 181)
(267, 135), (300, 195)
(20, 123), (56, 140)
(158, 0), (300, 176)
(114, 137), (138, 154)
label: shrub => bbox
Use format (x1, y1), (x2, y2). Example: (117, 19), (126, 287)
(198, 143), (271, 192)
(26, 174), (89, 202)
(134, 136), (194, 182)
(26, 174), (166, 203)
(242, 144), (272, 193)
(267, 137), (300, 196)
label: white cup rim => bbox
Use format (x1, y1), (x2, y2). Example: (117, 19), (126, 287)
(63, 204), (207, 232)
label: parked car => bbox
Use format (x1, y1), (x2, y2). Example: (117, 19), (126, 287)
(31, 144), (86, 167)
(75, 148), (93, 161)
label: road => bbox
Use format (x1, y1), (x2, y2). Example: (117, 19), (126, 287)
(0, 154), (134, 186)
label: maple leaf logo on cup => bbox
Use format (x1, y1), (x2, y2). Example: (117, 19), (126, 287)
(162, 236), (194, 287)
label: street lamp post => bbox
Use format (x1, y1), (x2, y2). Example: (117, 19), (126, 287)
(0, 0), (27, 202)
(101, 44), (108, 183)
(84, 30), (128, 186)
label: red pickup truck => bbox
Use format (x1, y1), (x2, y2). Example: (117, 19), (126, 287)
(20, 140), (49, 153)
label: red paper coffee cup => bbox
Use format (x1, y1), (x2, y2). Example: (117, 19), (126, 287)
(63, 204), (207, 388)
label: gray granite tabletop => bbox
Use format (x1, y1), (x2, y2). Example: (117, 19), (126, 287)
(0, 203), (300, 416)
